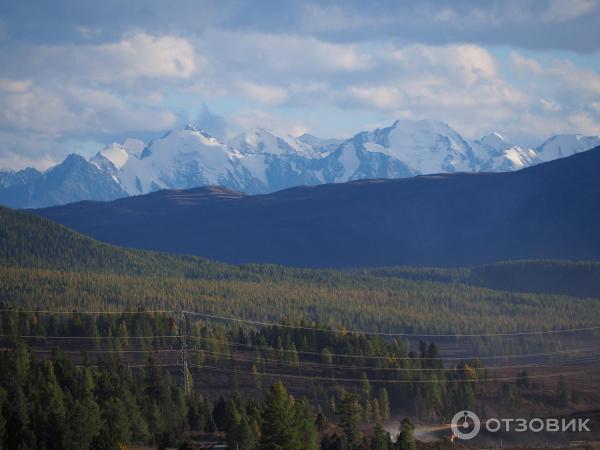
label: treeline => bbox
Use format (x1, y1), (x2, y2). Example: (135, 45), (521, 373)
(0, 343), (189, 450)
(357, 260), (600, 299)
(2, 207), (599, 341)
(2, 265), (599, 341)
(0, 311), (579, 450)
(0, 340), (422, 450)
(2, 206), (600, 300)
(0, 311), (488, 422)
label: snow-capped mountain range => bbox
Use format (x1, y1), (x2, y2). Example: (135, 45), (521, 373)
(1, 119), (599, 208)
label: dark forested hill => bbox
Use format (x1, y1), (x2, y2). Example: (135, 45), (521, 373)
(33, 146), (600, 268)
(2, 205), (600, 336)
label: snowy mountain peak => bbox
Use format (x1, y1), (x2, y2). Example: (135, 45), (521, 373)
(183, 123), (202, 132)
(297, 133), (344, 155)
(388, 119), (454, 133)
(181, 124), (218, 141)
(4, 118), (600, 209)
(536, 134), (600, 161)
(479, 132), (510, 150)
(471, 132), (539, 171)
(122, 138), (145, 158)
(90, 138), (145, 172)
(95, 143), (131, 169)
(228, 127), (321, 158)
(358, 119), (475, 173)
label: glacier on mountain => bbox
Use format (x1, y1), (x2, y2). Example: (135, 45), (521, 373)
(2, 119), (600, 208)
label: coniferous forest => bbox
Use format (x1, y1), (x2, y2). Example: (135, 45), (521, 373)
(1, 207), (599, 449)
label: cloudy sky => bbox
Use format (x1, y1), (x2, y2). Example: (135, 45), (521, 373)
(0, 0), (599, 170)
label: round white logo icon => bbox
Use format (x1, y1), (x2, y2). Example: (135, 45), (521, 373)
(451, 410), (481, 440)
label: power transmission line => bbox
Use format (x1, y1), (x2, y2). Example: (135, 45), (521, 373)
(187, 363), (600, 384)
(0, 309), (171, 315)
(0, 334), (181, 340)
(183, 310), (600, 337)
(4, 332), (600, 361)
(178, 308), (191, 396)
(190, 346), (600, 372)
(188, 335), (600, 361)
(2, 307), (599, 338)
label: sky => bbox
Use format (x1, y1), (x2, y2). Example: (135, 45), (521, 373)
(0, 0), (599, 170)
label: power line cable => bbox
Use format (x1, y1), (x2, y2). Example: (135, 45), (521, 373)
(183, 310), (600, 337)
(188, 335), (600, 361)
(190, 346), (600, 372)
(3, 308), (598, 338)
(187, 363), (600, 384)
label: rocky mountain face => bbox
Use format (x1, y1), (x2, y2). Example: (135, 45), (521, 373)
(2, 119), (599, 208)
(0, 154), (127, 208)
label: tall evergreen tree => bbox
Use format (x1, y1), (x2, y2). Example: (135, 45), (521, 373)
(397, 418), (416, 450)
(338, 391), (362, 446)
(557, 376), (571, 407)
(294, 397), (318, 450)
(378, 388), (391, 421)
(260, 382), (297, 450)
(371, 422), (390, 450)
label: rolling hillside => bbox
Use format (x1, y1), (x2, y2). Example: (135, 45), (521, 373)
(2, 206), (599, 337)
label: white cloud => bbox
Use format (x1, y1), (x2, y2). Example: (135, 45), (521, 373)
(231, 109), (309, 139)
(511, 52), (600, 100)
(0, 79), (176, 136)
(0, 78), (32, 93)
(93, 33), (198, 80)
(386, 44), (498, 86)
(32, 33), (198, 83)
(326, 44), (528, 136)
(0, 80), (80, 135)
(238, 82), (289, 105)
(0, 130), (63, 170)
(539, 98), (561, 112)
(510, 52), (544, 75)
(567, 111), (600, 135)
(542, 0), (597, 22)
(0, 19), (599, 169)
(198, 29), (372, 76)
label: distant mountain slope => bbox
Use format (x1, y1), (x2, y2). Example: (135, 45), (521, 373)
(4, 119), (599, 209)
(536, 134), (600, 161)
(0, 154), (126, 208)
(5, 206), (600, 337)
(35, 146), (600, 268)
(4, 203), (599, 299)
(357, 260), (600, 299)
(0, 205), (225, 276)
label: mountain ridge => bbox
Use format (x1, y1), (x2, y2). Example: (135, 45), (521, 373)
(2, 119), (599, 208)
(34, 145), (600, 268)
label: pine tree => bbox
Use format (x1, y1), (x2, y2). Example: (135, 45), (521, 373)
(371, 422), (390, 450)
(361, 372), (372, 400)
(96, 398), (132, 450)
(294, 397), (318, 450)
(338, 391), (362, 445)
(397, 418), (416, 450)
(39, 360), (68, 450)
(0, 386), (6, 449)
(68, 397), (102, 450)
(557, 376), (571, 407)
(236, 417), (257, 450)
(260, 382), (297, 450)
(252, 364), (262, 389)
(378, 388), (391, 421)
